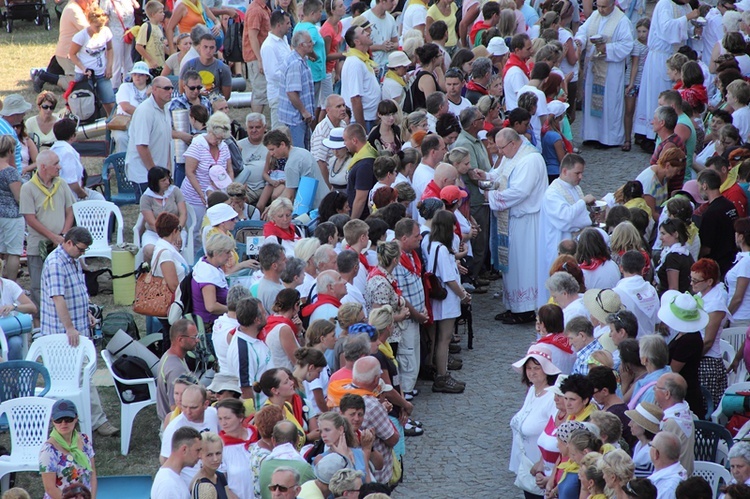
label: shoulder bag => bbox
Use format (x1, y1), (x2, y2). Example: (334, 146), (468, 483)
(424, 243), (448, 300)
(133, 251), (174, 318)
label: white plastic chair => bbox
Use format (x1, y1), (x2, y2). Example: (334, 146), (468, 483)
(724, 326), (749, 385)
(692, 461), (732, 497)
(133, 213), (145, 247)
(721, 339), (735, 369)
(712, 381), (750, 425)
(25, 336), (97, 438)
(0, 332), (10, 363)
(0, 396), (55, 491)
(72, 200), (124, 262)
(100, 350), (156, 455)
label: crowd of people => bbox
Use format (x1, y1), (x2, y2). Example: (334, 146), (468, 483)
(6, 0), (750, 493)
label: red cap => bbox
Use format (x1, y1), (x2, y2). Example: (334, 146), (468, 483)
(440, 185), (468, 204)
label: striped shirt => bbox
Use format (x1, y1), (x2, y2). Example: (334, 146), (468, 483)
(40, 245), (89, 336)
(181, 134), (231, 206)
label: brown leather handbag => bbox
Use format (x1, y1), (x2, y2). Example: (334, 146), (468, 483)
(133, 253), (173, 318)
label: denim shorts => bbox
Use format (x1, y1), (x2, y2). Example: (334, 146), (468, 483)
(74, 73), (116, 104)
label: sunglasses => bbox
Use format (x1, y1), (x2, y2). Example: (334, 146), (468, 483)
(186, 85), (203, 91)
(268, 484), (293, 492)
(40, 104), (55, 110)
(156, 85), (174, 91)
(54, 416), (75, 424)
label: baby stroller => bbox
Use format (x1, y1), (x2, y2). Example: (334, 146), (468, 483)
(0, 0), (51, 33)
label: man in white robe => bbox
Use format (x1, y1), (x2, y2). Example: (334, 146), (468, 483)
(472, 128), (546, 323)
(633, 0), (699, 139)
(537, 154), (597, 307)
(575, 0), (634, 146)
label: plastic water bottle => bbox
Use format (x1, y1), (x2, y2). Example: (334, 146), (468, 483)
(94, 321), (102, 345)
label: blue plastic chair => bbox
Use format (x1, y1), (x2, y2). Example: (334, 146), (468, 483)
(0, 360), (51, 430)
(96, 475), (152, 499)
(102, 152), (136, 206)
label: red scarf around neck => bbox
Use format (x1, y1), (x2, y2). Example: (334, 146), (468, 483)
(259, 315), (298, 342)
(503, 53), (531, 78)
(346, 245), (372, 272)
(399, 250), (422, 277)
(219, 426), (259, 450)
(263, 222), (299, 242)
(368, 266), (403, 297)
(537, 333), (573, 354)
(579, 257), (608, 271)
(301, 293), (342, 318)
(465, 80), (488, 96)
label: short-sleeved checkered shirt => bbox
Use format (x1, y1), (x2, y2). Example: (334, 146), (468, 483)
(40, 245), (89, 336)
(572, 339), (603, 376)
(278, 50), (315, 127)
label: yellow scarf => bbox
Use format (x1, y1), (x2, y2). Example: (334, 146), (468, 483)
(721, 168), (740, 194)
(406, 0), (427, 7)
(687, 222), (699, 245)
(378, 341), (398, 368)
(180, 0), (204, 16)
(30, 173), (61, 211)
(384, 70), (406, 87)
(567, 403), (597, 422)
(624, 197), (651, 217)
(345, 48), (378, 74)
(556, 459), (580, 486)
(349, 142), (379, 170)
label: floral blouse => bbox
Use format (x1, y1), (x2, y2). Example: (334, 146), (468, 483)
(248, 443), (271, 499)
(365, 269), (405, 343)
(39, 433), (95, 499)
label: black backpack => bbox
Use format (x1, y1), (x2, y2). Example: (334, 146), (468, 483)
(168, 269), (195, 324)
(131, 22), (152, 63)
(223, 18), (244, 63)
(111, 354), (154, 402)
(102, 311), (139, 347)
(225, 135), (244, 177)
(66, 78), (98, 124)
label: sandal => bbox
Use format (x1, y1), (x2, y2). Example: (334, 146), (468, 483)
(621, 141), (631, 152)
(502, 311), (536, 325)
(404, 423), (424, 436)
(495, 310), (513, 321)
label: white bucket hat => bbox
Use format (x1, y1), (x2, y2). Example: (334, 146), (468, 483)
(206, 203), (238, 226)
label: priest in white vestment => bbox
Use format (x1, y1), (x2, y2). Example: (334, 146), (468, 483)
(633, 0), (699, 139)
(575, 0), (634, 146)
(537, 154), (596, 308)
(472, 129), (546, 322)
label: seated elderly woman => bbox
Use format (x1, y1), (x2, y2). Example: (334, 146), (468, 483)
(546, 272), (589, 327)
(140, 166), (188, 250)
(624, 402), (663, 477)
(280, 257), (307, 290)
(263, 197), (303, 257)
(729, 442), (750, 488)
(192, 233), (234, 335)
(40, 400), (97, 499)
(202, 203), (259, 275)
(630, 334), (671, 407)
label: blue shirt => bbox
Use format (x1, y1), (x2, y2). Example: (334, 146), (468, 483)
(0, 117), (23, 174)
(542, 130), (563, 175)
(278, 50), (315, 127)
(40, 245), (90, 336)
(293, 21), (326, 82)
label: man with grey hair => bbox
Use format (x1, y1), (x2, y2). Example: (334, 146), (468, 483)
(212, 285), (253, 372)
(313, 244), (338, 273)
(268, 467), (303, 499)
(545, 271), (590, 325)
(337, 249), (367, 313)
(301, 269), (347, 326)
(454, 106), (492, 287)
(655, 372), (695, 475)
(237, 112), (269, 205)
(465, 57), (493, 104)
(472, 128), (546, 322)
(328, 468), (365, 498)
(648, 431), (688, 498)
(311, 94), (348, 188)
(648, 105), (683, 165)
(340, 356), (398, 483)
(278, 30), (316, 149)
(259, 423), (314, 499)
(260, 10), (292, 128)
(41, 226), (118, 437)
(257, 243), (287, 314)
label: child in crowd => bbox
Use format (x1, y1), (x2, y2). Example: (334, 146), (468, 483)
(135, 0), (168, 76)
(623, 17), (649, 152)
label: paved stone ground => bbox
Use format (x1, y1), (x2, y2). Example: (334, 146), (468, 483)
(391, 123), (654, 498)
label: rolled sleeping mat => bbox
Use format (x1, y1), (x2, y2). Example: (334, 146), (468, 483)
(75, 118), (108, 140)
(0, 313), (32, 338)
(111, 249), (136, 306)
(231, 76), (246, 92)
(227, 92), (253, 107)
(105, 329), (160, 378)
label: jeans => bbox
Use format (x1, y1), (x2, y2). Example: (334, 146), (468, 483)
(173, 163), (186, 188)
(6, 335), (22, 361)
(133, 181), (149, 204)
(289, 122), (310, 149)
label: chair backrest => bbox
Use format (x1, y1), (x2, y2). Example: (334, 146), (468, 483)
(184, 204), (196, 265)
(723, 327), (747, 353)
(700, 386), (714, 421)
(102, 152), (125, 200)
(112, 158), (135, 194)
(0, 396), (55, 466)
(694, 420), (734, 462)
(25, 336), (96, 391)
(133, 213), (145, 248)
(0, 361), (50, 402)
(234, 220), (265, 244)
(692, 460), (732, 497)
(721, 339), (735, 368)
(72, 200), (124, 250)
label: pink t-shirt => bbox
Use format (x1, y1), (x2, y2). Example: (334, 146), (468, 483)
(319, 20), (342, 74)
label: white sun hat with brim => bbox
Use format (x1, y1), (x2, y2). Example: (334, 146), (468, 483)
(512, 343), (562, 375)
(323, 127), (347, 149)
(657, 290), (709, 332)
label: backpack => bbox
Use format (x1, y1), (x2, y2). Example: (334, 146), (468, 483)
(223, 18), (244, 63)
(131, 22), (152, 63)
(225, 135), (244, 177)
(67, 78), (97, 123)
(168, 269), (195, 325)
(101, 311), (139, 347)
(111, 354), (154, 403)
(402, 80), (417, 114)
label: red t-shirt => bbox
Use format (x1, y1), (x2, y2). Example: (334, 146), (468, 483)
(319, 20), (342, 74)
(724, 182), (749, 218)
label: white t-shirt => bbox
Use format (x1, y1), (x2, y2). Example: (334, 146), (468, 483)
(426, 241), (461, 320)
(265, 322), (299, 371)
(727, 252), (750, 320)
(304, 364), (330, 416)
(504, 66), (529, 111)
(160, 409), (219, 484)
(362, 9), (398, 68)
(412, 163), (435, 201)
(212, 314), (238, 373)
(516, 84), (548, 146)
(151, 238), (189, 283)
(448, 96), (472, 118)
(699, 283), (729, 358)
(236, 139), (268, 192)
(341, 57), (381, 122)
(734, 106), (750, 142)
(115, 82), (150, 115)
(50, 141), (84, 187)
(151, 467), (190, 499)
(71, 27), (113, 75)
(581, 259), (621, 290)
(400, 4), (428, 44)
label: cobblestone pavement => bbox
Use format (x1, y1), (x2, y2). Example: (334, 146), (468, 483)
(391, 126), (653, 498)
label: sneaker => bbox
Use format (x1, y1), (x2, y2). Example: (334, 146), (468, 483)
(449, 343), (462, 354)
(448, 356), (463, 370)
(462, 282), (476, 292)
(95, 421), (119, 437)
(404, 392), (413, 401)
(432, 374), (465, 393)
(448, 374), (466, 388)
(32, 74), (44, 94)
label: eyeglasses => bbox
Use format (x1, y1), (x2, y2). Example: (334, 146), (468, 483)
(74, 243), (89, 253)
(40, 104), (54, 110)
(268, 484), (293, 492)
(496, 141), (511, 150)
(654, 385), (668, 391)
(186, 85), (203, 91)
(156, 85), (174, 91)
(690, 276), (706, 284)
(54, 416), (75, 424)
